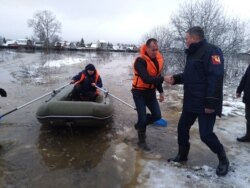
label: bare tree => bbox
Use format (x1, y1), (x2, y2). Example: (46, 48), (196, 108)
(142, 26), (186, 73)
(80, 38), (85, 47)
(170, 0), (248, 64)
(28, 10), (61, 49)
(142, 26), (174, 52)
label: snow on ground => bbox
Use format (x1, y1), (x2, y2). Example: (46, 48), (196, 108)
(137, 126), (250, 187)
(137, 158), (250, 188)
(222, 100), (245, 117)
(1, 51), (249, 187)
(136, 88), (250, 188)
(43, 57), (86, 67)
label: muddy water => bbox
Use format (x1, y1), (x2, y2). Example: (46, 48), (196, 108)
(0, 50), (141, 187)
(0, 49), (236, 188)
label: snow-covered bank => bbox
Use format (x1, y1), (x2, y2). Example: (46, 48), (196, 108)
(134, 89), (249, 187)
(136, 116), (250, 188)
(222, 100), (245, 117)
(137, 157), (250, 188)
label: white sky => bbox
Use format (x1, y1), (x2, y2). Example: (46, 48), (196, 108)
(0, 0), (250, 44)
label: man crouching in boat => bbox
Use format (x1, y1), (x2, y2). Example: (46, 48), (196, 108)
(70, 64), (103, 101)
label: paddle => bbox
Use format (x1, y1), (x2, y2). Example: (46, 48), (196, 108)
(0, 88), (7, 97)
(0, 83), (70, 119)
(95, 85), (168, 127)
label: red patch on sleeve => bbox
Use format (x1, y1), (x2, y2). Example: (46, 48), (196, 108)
(211, 55), (221, 65)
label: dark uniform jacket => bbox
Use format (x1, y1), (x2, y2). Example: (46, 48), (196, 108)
(237, 64), (250, 104)
(173, 39), (224, 116)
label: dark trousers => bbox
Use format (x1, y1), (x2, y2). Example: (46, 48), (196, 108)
(246, 104), (250, 124)
(177, 110), (224, 154)
(245, 104), (250, 134)
(71, 84), (97, 101)
(132, 91), (161, 131)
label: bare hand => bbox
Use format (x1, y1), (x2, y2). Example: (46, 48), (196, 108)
(164, 75), (174, 85)
(70, 80), (76, 84)
(159, 93), (164, 102)
(205, 108), (215, 114)
(236, 93), (241, 98)
(91, 83), (96, 87)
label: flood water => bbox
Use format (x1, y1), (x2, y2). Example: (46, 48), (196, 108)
(0, 49), (249, 188)
(0, 50), (141, 187)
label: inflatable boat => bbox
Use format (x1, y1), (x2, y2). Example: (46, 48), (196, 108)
(36, 85), (113, 126)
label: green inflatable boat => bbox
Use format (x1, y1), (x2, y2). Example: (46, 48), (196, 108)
(36, 85), (114, 126)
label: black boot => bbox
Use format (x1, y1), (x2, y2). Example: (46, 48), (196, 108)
(216, 149), (229, 176)
(168, 145), (190, 162)
(237, 123), (250, 142)
(237, 135), (250, 142)
(137, 131), (151, 151)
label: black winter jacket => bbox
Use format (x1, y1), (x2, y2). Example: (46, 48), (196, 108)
(237, 64), (250, 104)
(173, 39), (224, 116)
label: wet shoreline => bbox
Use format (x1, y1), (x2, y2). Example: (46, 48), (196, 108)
(0, 50), (249, 187)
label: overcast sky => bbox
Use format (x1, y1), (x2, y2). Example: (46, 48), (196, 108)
(1, 0), (250, 44)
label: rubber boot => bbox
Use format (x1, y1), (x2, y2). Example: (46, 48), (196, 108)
(237, 122), (250, 142)
(216, 149), (229, 176)
(137, 131), (151, 151)
(134, 114), (152, 130)
(168, 144), (190, 162)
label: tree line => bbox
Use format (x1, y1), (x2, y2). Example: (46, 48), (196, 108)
(142, 0), (250, 82)
(7, 0), (249, 82)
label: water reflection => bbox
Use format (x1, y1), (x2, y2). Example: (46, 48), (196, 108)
(0, 50), (137, 85)
(37, 125), (110, 170)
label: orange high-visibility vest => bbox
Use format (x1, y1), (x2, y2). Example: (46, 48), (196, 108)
(75, 71), (100, 95)
(132, 44), (164, 90)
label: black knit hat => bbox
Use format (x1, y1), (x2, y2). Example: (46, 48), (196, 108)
(85, 64), (96, 71)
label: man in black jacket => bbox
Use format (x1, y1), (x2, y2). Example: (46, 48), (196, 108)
(236, 64), (250, 142)
(166, 26), (229, 176)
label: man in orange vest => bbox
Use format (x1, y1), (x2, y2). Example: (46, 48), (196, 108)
(132, 38), (168, 151)
(70, 64), (102, 101)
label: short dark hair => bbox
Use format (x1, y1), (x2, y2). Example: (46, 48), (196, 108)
(146, 38), (158, 47)
(186, 26), (204, 40)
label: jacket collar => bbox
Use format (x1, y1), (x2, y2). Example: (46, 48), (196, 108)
(185, 39), (207, 55)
